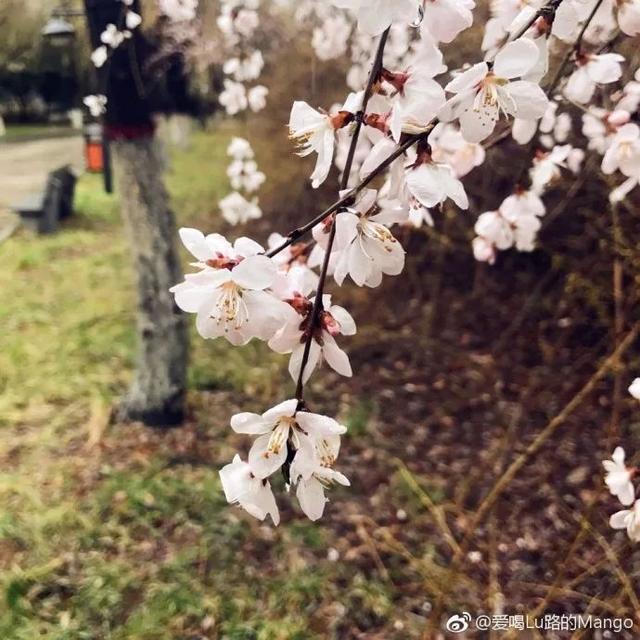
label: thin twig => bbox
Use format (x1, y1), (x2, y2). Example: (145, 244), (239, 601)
(430, 323), (639, 631)
(293, 27), (391, 401)
(395, 459), (462, 556)
(608, 199), (625, 443)
(266, 129), (424, 259)
(589, 522), (640, 618)
(467, 322), (639, 541)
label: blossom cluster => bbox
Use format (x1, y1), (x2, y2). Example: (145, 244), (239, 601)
(473, 0), (640, 260)
(85, 0), (145, 117)
(220, 400), (350, 524)
(216, 1), (269, 231)
(217, 0), (268, 116)
(83, 94), (107, 118)
(603, 379), (640, 542)
(297, 0), (639, 266)
(170, 226), (352, 381)
(219, 137), (265, 225)
(170, 228), (352, 521)
(167, 0), (640, 524)
(90, 0), (142, 69)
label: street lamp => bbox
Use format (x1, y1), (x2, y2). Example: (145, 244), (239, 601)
(41, 2), (113, 193)
(41, 16), (76, 47)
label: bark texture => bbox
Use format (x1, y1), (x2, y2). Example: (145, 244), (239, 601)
(112, 135), (188, 426)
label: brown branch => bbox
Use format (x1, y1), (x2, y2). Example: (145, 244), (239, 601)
(266, 128), (425, 259)
(268, 0), (565, 261)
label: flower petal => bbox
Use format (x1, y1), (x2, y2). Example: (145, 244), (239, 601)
(230, 412), (270, 435)
(232, 255), (277, 290)
(610, 509), (631, 529)
(445, 63), (488, 94)
(248, 433), (287, 479)
(322, 334), (353, 377)
(296, 477), (327, 521)
(493, 38), (540, 79)
(459, 102), (498, 143)
(329, 304), (357, 335)
(263, 398), (298, 422)
(179, 227), (212, 261)
(506, 81), (549, 120)
(296, 411), (347, 436)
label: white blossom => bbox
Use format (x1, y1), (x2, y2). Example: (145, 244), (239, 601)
(234, 8), (260, 37)
(223, 52), (264, 83)
(582, 109), (630, 154)
(442, 39), (549, 143)
(170, 229), (287, 345)
(125, 11), (142, 30)
(83, 94), (107, 117)
(231, 400), (347, 479)
(291, 450), (350, 521)
(159, 0), (198, 22)
(529, 145), (572, 194)
(100, 23), (126, 48)
(603, 447), (635, 506)
(610, 499), (640, 542)
(473, 190), (545, 261)
(421, 0), (475, 43)
(430, 123), (486, 178)
(91, 46), (108, 68)
(219, 80), (248, 115)
(219, 455), (280, 525)
(227, 137), (254, 160)
(289, 95), (360, 188)
(564, 53), (625, 104)
(248, 85), (269, 112)
(405, 156), (470, 213)
(219, 191), (263, 225)
(617, 0), (640, 36)
(269, 294), (356, 383)
(601, 123), (640, 178)
(330, 189), (406, 287)
(312, 14), (352, 60)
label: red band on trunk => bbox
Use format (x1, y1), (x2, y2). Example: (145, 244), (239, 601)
(105, 122), (156, 141)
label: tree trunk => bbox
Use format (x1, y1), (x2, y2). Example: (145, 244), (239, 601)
(112, 135), (188, 426)
(83, 0), (189, 426)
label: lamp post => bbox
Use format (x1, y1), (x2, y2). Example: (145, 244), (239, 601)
(41, 2), (113, 193)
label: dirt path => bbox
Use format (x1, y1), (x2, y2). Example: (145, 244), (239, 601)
(0, 136), (84, 209)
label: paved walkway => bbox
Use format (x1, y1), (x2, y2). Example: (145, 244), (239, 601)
(0, 136), (84, 209)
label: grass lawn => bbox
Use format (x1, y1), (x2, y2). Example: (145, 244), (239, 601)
(0, 126), (359, 640)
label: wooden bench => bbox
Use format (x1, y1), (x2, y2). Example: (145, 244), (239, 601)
(13, 166), (77, 234)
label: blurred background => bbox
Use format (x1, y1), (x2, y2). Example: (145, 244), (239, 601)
(1, 1), (639, 638)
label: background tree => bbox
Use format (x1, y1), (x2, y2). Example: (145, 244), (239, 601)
(84, 0), (188, 426)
